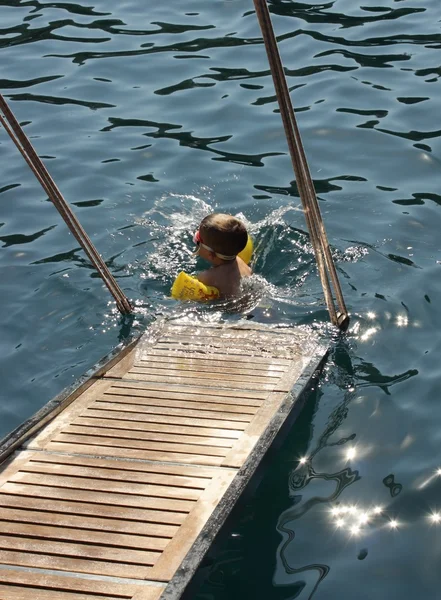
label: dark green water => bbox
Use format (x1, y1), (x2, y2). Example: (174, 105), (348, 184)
(1, 1), (441, 597)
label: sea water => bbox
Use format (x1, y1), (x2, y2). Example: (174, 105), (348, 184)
(1, 1), (441, 598)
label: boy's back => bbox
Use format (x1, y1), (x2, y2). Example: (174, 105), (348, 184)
(197, 255), (251, 298)
(193, 213), (252, 299)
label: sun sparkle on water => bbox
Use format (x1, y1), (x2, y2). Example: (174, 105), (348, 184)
(345, 447), (357, 461)
(388, 520), (399, 529)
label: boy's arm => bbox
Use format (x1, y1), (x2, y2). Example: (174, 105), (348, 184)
(197, 268), (217, 287)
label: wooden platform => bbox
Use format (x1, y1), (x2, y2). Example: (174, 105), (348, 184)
(0, 320), (327, 599)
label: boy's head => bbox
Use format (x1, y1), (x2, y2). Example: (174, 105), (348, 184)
(196, 214), (248, 261)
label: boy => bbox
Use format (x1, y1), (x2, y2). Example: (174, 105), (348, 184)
(194, 213), (252, 298)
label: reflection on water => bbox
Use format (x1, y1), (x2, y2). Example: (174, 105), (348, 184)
(275, 355), (358, 598)
(270, 336), (439, 599)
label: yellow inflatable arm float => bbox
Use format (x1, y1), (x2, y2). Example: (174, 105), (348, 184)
(238, 234), (253, 265)
(171, 235), (253, 302)
(171, 272), (220, 302)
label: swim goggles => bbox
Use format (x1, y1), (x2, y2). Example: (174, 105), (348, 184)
(193, 230), (236, 261)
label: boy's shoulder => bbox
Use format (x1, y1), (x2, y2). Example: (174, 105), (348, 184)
(197, 266), (219, 288)
(197, 260), (251, 298)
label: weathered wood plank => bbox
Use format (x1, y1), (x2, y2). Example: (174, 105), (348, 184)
(40, 442), (224, 466)
(74, 416), (242, 439)
(0, 521), (170, 551)
(127, 366), (280, 386)
(160, 330), (301, 345)
(0, 567), (164, 597)
(148, 468), (237, 582)
(102, 347), (136, 378)
(25, 451), (222, 479)
(104, 385), (263, 407)
(27, 379), (119, 450)
(49, 435), (229, 459)
(73, 408), (248, 431)
(0, 535), (160, 566)
(0, 506), (179, 537)
(158, 332), (304, 350)
(9, 471), (205, 501)
(0, 320), (326, 600)
(134, 360), (284, 379)
(0, 587), (110, 600)
(0, 549), (152, 579)
(96, 395), (259, 415)
(221, 392), (286, 469)
(123, 370), (276, 391)
(1, 482), (195, 512)
(151, 340), (300, 360)
(142, 346), (292, 366)
(62, 425), (235, 448)
(83, 402), (253, 423)
(221, 369), (306, 468)
(0, 492), (187, 525)
(108, 379), (269, 399)
(23, 456), (212, 485)
(138, 354), (287, 374)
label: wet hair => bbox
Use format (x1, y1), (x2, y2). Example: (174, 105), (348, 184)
(199, 214), (248, 258)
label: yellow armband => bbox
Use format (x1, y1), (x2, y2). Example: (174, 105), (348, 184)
(238, 234), (253, 265)
(171, 272), (220, 302)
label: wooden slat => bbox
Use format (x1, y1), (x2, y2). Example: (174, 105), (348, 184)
(0, 549), (152, 579)
(50, 434), (229, 458)
(10, 471), (204, 501)
(84, 402), (253, 423)
(24, 456), (219, 485)
(0, 506), (179, 537)
(143, 346), (292, 366)
(0, 521), (170, 552)
(161, 329), (301, 344)
(123, 370), (275, 391)
(24, 451), (221, 479)
(1, 482), (195, 512)
(29, 409), (248, 451)
(41, 442), (224, 466)
(109, 379), (269, 399)
(159, 332), (303, 349)
(0, 568), (164, 598)
(221, 392), (286, 468)
(152, 340), (298, 359)
(62, 425), (235, 448)
(148, 468), (236, 581)
(0, 451), (35, 488)
(0, 492), (187, 526)
(26, 379), (121, 450)
(136, 358), (284, 378)
(0, 569), (164, 599)
(221, 368), (308, 468)
(139, 353), (287, 373)
(162, 323), (300, 335)
(96, 395), (258, 415)
(0, 587), (109, 600)
(84, 408), (250, 430)
(74, 417), (242, 439)
(103, 385), (263, 407)
(0, 536), (160, 566)
(127, 365), (279, 386)
(102, 347), (136, 378)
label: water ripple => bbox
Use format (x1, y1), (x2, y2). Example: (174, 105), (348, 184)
(2, 0), (441, 598)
